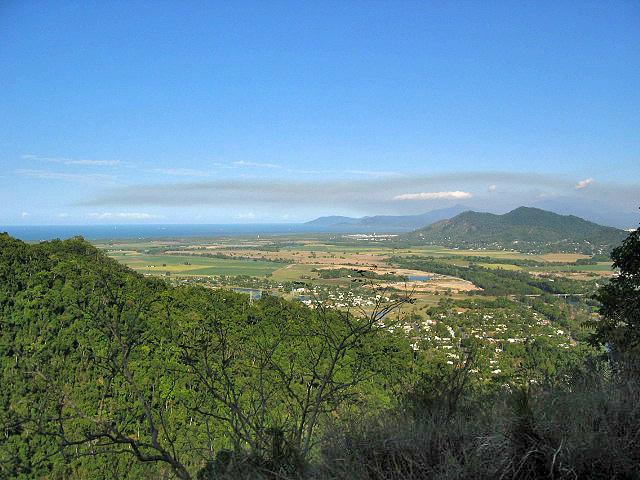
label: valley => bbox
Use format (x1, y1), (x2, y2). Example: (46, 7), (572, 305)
(98, 231), (611, 384)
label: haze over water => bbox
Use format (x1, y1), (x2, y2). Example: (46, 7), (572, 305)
(1, 224), (407, 242)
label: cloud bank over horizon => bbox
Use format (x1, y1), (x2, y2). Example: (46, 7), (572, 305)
(393, 191), (473, 201)
(5, 154), (640, 227)
(59, 169), (639, 227)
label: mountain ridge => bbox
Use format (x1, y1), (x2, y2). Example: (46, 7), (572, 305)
(402, 206), (629, 254)
(305, 205), (470, 229)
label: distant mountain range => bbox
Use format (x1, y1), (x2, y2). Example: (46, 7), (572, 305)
(305, 205), (470, 229)
(532, 197), (639, 230)
(307, 200), (639, 232)
(402, 206), (629, 254)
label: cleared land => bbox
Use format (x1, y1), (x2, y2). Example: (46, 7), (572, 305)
(102, 234), (614, 313)
(109, 253), (283, 277)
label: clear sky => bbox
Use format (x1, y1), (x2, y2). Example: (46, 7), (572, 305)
(1, 1), (639, 226)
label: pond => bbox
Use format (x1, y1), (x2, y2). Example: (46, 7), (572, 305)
(407, 275), (432, 282)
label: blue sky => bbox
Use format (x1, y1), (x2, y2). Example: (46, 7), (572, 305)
(1, 1), (639, 226)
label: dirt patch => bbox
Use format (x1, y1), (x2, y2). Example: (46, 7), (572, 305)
(373, 277), (480, 294)
(538, 253), (591, 263)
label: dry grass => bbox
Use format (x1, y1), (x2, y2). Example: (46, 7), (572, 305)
(538, 253), (591, 263)
(313, 373), (640, 480)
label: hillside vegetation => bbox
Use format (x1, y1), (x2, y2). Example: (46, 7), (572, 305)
(403, 207), (627, 254)
(0, 234), (411, 479)
(1, 231), (639, 479)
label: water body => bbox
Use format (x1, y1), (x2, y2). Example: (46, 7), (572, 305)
(1, 224), (410, 242)
(407, 275), (432, 281)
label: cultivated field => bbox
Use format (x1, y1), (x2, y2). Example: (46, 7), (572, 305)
(101, 234), (614, 314)
(109, 252), (283, 277)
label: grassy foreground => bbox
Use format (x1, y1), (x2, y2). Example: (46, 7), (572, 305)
(204, 359), (640, 480)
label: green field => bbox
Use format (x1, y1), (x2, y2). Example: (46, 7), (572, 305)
(283, 244), (387, 254)
(109, 253), (283, 277)
(270, 263), (319, 281)
(534, 262), (613, 273)
(103, 237), (615, 285)
(478, 262), (523, 271)
(392, 246), (537, 259)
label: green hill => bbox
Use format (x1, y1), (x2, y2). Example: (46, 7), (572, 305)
(1, 232), (639, 479)
(403, 206), (629, 254)
(0, 233), (408, 479)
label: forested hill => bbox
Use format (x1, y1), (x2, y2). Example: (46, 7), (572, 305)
(402, 206), (629, 254)
(0, 233), (409, 479)
(2, 232), (640, 479)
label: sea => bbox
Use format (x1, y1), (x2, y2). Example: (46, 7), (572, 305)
(0, 224), (409, 242)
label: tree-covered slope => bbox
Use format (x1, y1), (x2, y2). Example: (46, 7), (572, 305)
(2, 232), (639, 479)
(403, 206), (628, 253)
(0, 233), (410, 479)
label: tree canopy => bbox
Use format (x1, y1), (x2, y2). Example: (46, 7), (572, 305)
(593, 227), (640, 362)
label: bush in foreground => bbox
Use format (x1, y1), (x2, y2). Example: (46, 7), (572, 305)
(316, 365), (640, 480)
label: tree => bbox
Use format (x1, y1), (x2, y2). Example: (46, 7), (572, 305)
(176, 290), (412, 476)
(592, 227), (640, 364)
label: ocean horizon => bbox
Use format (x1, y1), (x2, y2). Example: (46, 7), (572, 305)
(0, 223), (409, 242)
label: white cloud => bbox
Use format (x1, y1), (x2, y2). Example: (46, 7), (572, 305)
(235, 212), (256, 219)
(233, 160), (281, 169)
(87, 212), (161, 220)
(79, 171), (620, 210)
(65, 159), (120, 166)
(152, 168), (212, 177)
(344, 170), (405, 178)
(16, 169), (115, 184)
(537, 192), (554, 198)
(22, 154), (120, 166)
(21, 154), (53, 162)
(575, 178), (595, 190)
(393, 191), (473, 201)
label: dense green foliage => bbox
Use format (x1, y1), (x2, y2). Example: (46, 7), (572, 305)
(402, 206), (627, 254)
(1, 229), (638, 479)
(426, 255), (549, 267)
(0, 234), (411, 479)
(592, 227), (640, 362)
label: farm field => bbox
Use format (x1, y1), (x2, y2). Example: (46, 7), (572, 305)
(104, 235), (616, 281)
(109, 252), (283, 277)
(536, 262), (613, 272)
(101, 233), (614, 319)
(478, 263), (523, 271)
(96, 232), (615, 417)
(86, 229), (612, 396)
